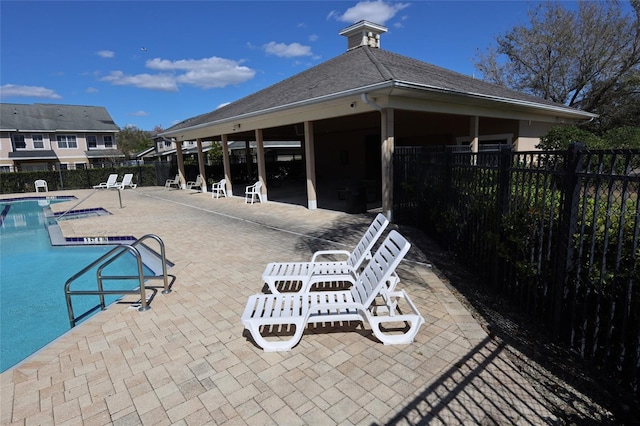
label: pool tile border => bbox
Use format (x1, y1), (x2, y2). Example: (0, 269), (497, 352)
(50, 206), (111, 218)
(0, 196), (138, 247)
(1, 195), (75, 202)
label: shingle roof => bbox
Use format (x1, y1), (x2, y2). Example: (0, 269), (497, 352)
(85, 149), (125, 158)
(166, 46), (586, 134)
(8, 150), (57, 159)
(0, 103), (119, 132)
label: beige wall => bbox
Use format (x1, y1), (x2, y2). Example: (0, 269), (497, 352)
(0, 131), (119, 171)
(515, 121), (556, 151)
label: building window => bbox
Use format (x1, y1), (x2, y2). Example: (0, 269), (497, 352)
(12, 135), (26, 149)
(103, 135), (113, 148)
(87, 135), (97, 148)
(75, 163), (86, 170)
(32, 134), (44, 149)
(164, 140), (172, 147)
(57, 135), (77, 149)
(58, 163), (68, 170)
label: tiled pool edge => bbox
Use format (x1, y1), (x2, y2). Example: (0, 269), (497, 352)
(0, 195), (75, 203)
(46, 222), (138, 246)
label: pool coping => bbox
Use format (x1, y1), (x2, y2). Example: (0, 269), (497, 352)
(2, 196), (173, 274)
(1, 196), (137, 246)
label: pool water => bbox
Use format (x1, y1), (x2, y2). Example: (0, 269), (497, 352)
(0, 199), (151, 372)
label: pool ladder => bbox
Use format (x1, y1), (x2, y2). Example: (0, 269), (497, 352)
(64, 234), (175, 328)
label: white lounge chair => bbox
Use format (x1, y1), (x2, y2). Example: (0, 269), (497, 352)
(245, 181), (263, 204)
(262, 213), (392, 294)
(211, 178), (227, 199)
(115, 173), (137, 189)
(186, 175), (204, 190)
(34, 179), (48, 192)
(93, 174), (118, 189)
(165, 174), (180, 189)
(242, 230), (424, 352)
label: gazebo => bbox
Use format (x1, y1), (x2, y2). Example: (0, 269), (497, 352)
(160, 21), (596, 218)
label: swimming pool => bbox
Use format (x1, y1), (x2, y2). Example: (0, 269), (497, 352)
(0, 198), (151, 372)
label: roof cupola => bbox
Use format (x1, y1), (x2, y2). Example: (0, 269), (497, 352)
(339, 20), (388, 50)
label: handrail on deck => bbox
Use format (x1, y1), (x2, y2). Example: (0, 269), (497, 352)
(64, 234), (172, 328)
(56, 189), (100, 222)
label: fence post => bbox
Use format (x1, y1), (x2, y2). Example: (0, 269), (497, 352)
(497, 145), (512, 216)
(492, 145), (513, 291)
(553, 142), (584, 337)
(442, 149), (453, 249)
(56, 163), (64, 189)
(154, 161), (161, 186)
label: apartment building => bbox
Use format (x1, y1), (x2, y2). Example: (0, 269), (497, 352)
(0, 103), (122, 172)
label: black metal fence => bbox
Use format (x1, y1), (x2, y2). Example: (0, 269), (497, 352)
(394, 143), (640, 401)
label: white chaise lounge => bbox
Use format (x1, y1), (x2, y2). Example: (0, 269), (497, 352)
(115, 173), (137, 189)
(93, 174), (118, 189)
(261, 213), (391, 294)
(242, 230), (424, 352)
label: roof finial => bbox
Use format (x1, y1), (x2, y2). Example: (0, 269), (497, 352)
(339, 21), (388, 50)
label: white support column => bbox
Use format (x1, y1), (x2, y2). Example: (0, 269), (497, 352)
(196, 138), (208, 192)
(470, 116), (479, 154)
(304, 121), (317, 210)
(255, 129), (267, 202)
(176, 141), (186, 189)
(221, 134), (233, 196)
(381, 108), (395, 221)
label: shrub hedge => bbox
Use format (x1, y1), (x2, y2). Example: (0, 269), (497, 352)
(0, 165), (157, 194)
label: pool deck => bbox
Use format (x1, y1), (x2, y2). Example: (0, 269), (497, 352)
(1, 187), (557, 425)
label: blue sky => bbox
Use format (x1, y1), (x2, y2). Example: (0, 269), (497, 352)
(1, 0), (548, 131)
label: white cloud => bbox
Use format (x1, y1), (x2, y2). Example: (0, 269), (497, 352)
(394, 14), (409, 28)
(329, 0), (410, 25)
(309, 34), (319, 42)
(100, 71), (179, 92)
(99, 56), (256, 91)
(0, 84), (62, 99)
(147, 57), (256, 88)
(86, 87), (98, 93)
(128, 110), (149, 116)
(97, 50), (115, 58)
(263, 42), (313, 58)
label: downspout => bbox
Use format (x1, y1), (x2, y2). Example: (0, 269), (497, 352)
(577, 116), (596, 125)
(361, 93), (382, 111)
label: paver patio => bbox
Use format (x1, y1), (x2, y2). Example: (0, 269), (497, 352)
(1, 187), (557, 425)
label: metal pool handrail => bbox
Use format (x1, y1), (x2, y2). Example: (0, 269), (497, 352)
(64, 234), (172, 328)
(56, 187), (128, 222)
(55, 189), (100, 222)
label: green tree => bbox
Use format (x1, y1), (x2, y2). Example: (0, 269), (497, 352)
(474, 0), (640, 132)
(538, 125), (640, 150)
(537, 125), (603, 150)
(208, 141), (223, 164)
(116, 125), (154, 159)
(602, 126), (640, 149)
